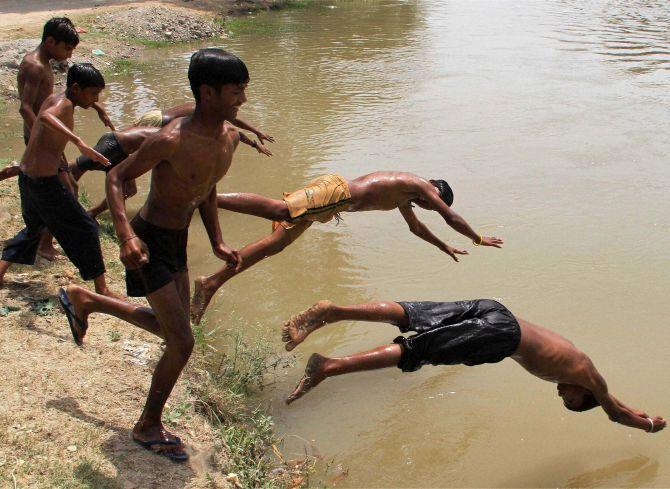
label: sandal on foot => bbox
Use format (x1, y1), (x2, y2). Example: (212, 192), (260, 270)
(58, 288), (87, 346)
(133, 436), (189, 462)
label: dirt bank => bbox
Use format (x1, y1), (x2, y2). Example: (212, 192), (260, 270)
(0, 173), (310, 486)
(0, 0), (300, 99)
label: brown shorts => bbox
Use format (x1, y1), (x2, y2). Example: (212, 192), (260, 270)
(275, 174), (351, 242)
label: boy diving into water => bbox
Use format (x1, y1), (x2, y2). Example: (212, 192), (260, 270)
(0, 64), (114, 296)
(191, 172), (504, 323)
(281, 299), (666, 433)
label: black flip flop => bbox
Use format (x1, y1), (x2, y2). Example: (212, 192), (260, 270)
(58, 288), (87, 346)
(133, 436), (189, 462)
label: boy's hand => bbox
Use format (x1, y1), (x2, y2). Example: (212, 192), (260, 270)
(445, 245), (468, 262)
(255, 143), (273, 157)
(120, 236), (149, 269)
(96, 108), (115, 131)
(76, 140), (110, 167)
(480, 236), (504, 248)
(255, 130), (275, 144)
(213, 243), (243, 272)
(646, 416), (666, 433)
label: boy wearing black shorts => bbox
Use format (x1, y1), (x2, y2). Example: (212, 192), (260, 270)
(0, 64), (113, 297)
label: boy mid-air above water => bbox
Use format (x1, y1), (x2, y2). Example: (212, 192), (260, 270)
(0, 64), (114, 295)
(281, 299), (666, 434)
(190, 172), (504, 323)
(58, 48), (250, 462)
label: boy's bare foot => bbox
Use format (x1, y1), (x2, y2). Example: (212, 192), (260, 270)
(282, 300), (333, 351)
(286, 353), (328, 404)
(37, 240), (60, 262)
(58, 285), (91, 345)
(98, 288), (125, 300)
(191, 276), (217, 325)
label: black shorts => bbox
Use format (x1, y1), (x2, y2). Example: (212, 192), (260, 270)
(76, 132), (128, 173)
(393, 300), (521, 372)
(125, 214), (188, 297)
(1, 173), (105, 280)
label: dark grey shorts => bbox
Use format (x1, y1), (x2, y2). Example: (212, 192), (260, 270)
(393, 300), (521, 372)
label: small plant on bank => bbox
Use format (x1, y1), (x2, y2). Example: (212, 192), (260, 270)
(107, 330), (121, 342)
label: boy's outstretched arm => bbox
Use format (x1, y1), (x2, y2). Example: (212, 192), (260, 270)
(92, 102), (115, 130)
(239, 131), (272, 156)
(39, 104), (109, 166)
(416, 182), (503, 248)
(231, 117), (274, 144)
(583, 367), (665, 433)
(399, 205), (468, 261)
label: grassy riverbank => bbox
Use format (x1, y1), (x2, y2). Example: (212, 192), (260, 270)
(0, 176), (313, 488)
(0, 2), (316, 487)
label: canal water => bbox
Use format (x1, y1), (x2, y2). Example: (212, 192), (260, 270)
(1, 1), (669, 486)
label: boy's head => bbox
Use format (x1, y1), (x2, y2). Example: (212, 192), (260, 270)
(188, 48), (249, 119)
(66, 63), (105, 108)
(430, 179), (454, 207)
(42, 17), (79, 61)
(557, 383), (600, 412)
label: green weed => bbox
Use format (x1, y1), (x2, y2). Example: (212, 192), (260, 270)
(107, 330), (121, 342)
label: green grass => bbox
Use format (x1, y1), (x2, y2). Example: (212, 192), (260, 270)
(107, 330), (121, 342)
(97, 215), (119, 244)
(108, 57), (148, 76)
(78, 189), (91, 208)
(188, 325), (312, 487)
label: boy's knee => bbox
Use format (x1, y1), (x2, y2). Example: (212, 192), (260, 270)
(172, 333), (194, 362)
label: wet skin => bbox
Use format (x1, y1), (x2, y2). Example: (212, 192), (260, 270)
(93, 81), (248, 453)
(282, 300), (666, 433)
(189, 171), (503, 324)
(0, 86), (114, 293)
(18, 40), (74, 140)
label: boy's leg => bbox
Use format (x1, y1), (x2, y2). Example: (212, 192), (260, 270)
(191, 224), (305, 324)
(286, 345), (403, 404)
(133, 276), (192, 456)
(283, 301), (408, 351)
(216, 192), (290, 221)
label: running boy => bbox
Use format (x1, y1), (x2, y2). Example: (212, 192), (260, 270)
(0, 63), (114, 297)
(58, 48), (249, 462)
(16, 17), (113, 259)
(191, 172), (503, 323)
(282, 299), (666, 434)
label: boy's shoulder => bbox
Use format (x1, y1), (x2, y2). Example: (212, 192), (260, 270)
(18, 51), (48, 77)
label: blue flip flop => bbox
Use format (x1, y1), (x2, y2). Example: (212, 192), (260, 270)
(58, 288), (87, 346)
(133, 436), (189, 462)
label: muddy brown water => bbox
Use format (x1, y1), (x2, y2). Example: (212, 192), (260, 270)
(1, 1), (669, 486)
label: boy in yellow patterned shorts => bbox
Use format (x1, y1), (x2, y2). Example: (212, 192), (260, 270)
(191, 171), (504, 324)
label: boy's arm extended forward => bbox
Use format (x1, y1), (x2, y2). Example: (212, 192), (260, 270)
(238, 131), (272, 156)
(199, 187), (242, 271)
(399, 204), (468, 262)
(92, 102), (115, 131)
(583, 367), (666, 433)
(231, 117), (274, 145)
(416, 182), (503, 248)
(106, 130), (177, 269)
(39, 104), (109, 166)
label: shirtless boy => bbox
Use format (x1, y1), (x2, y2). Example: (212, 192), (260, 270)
(0, 63), (114, 296)
(57, 48), (249, 461)
(14, 17), (113, 259)
(191, 172), (504, 323)
(72, 104), (273, 218)
(282, 299), (666, 434)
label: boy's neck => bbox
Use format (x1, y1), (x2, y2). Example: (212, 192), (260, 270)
(36, 43), (53, 64)
(64, 89), (79, 108)
(191, 104), (225, 134)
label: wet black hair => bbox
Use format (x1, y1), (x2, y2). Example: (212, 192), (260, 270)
(66, 63), (105, 89)
(430, 179), (454, 207)
(566, 391), (599, 412)
(188, 48), (249, 103)
(42, 17), (79, 46)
